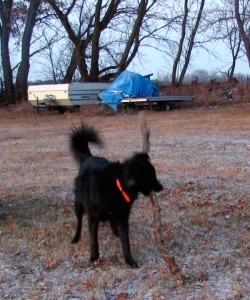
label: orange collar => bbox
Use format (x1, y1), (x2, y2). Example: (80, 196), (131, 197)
(116, 178), (130, 203)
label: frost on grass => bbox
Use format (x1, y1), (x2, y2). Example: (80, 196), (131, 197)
(0, 105), (250, 299)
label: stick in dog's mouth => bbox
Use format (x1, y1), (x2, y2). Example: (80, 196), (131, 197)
(138, 111), (185, 285)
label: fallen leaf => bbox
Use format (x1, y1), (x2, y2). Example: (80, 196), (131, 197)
(240, 233), (249, 243)
(35, 227), (44, 234)
(83, 278), (94, 290)
(115, 293), (128, 300)
(7, 221), (14, 232)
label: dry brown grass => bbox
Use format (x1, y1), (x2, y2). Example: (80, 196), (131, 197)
(0, 103), (250, 299)
(160, 81), (250, 108)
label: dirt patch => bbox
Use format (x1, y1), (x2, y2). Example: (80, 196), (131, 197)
(0, 105), (249, 299)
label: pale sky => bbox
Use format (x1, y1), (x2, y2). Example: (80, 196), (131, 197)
(28, 36), (249, 82)
(128, 41), (249, 79)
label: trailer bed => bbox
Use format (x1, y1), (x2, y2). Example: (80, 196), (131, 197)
(120, 95), (195, 109)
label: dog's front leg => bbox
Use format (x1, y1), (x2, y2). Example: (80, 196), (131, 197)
(88, 216), (99, 262)
(118, 221), (138, 268)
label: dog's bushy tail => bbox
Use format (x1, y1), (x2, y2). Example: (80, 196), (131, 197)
(70, 123), (102, 164)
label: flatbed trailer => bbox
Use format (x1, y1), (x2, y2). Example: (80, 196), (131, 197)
(120, 95), (195, 110)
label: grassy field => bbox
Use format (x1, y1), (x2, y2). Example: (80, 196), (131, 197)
(0, 103), (249, 299)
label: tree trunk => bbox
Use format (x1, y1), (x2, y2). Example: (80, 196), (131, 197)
(117, 0), (153, 75)
(89, 0), (102, 82)
(171, 0), (188, 87)
(228, 30), (241, 81)
(63, 47), (78, 83)
(0, 0), (15, 104)
(78, 42), (89, 82)
(15, 0), (41, 101)
(234, 0), (250, 68)
(177, 0), (205, 86)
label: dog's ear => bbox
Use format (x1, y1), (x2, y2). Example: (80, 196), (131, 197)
(132, 153), (150, 161)
(123, 157), (146, 189)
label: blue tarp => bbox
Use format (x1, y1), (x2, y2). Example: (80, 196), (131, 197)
(98, 71), (159, 110)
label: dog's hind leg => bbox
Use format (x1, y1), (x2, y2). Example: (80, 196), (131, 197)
(72, 203), (84, 244)
(88, 215), (100, 262)
(110, 220), (119, 237)
(118, 220), (138, 268)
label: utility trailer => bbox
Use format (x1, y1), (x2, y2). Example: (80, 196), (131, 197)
(28, 82), (110, 113)
(120, 95), (195, 110)
(98, 71), (195, 111)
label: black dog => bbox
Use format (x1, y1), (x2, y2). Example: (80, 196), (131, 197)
(70, 123), (162, 267)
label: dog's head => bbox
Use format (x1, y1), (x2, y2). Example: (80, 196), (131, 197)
(124, 153), (163, 196)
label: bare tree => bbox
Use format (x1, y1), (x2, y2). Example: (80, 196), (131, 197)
(46, 0), (159, 82)
(0, 0), (46, 103)
(0, 0), (15, 103)
(37, 36), (76, 84)
(226, 25), (242, 80)
(171, 0), (206, 87)
(234, 0), (250, 67)
(15, 0), (42, 101)
(46, 0), (120, 81)
(116, 0), (157, 75)
(210, 0), (243, 80)
(191, 68), (209, 82)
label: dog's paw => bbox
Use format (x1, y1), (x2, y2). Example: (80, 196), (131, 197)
(125, 257), (139, 268)
(71, 237), (79, 244)
(90, 254), (99, 263)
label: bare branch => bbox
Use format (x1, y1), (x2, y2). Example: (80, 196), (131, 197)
(139, 111), (185, 285)
(150, 193), (184, 285)
(138, 111), (150, 153)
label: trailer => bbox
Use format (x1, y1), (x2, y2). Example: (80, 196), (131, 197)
(99, 71), (195, 111)
(28, 82), (110, 113)
(120, 95), (195, 110)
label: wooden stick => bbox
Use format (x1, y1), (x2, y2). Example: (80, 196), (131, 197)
(139, 111), (184, 285)
(138, 111), (150, 153)
(150, 193), (184, 284)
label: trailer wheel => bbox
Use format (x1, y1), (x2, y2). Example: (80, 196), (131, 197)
(158, 102), (171, 111)
(58, 107), (65, 114)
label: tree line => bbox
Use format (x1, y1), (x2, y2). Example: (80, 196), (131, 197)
(0, 0), (249, 105)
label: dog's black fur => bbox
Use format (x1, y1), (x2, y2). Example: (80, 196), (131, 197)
(70, 123), (163, 267)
